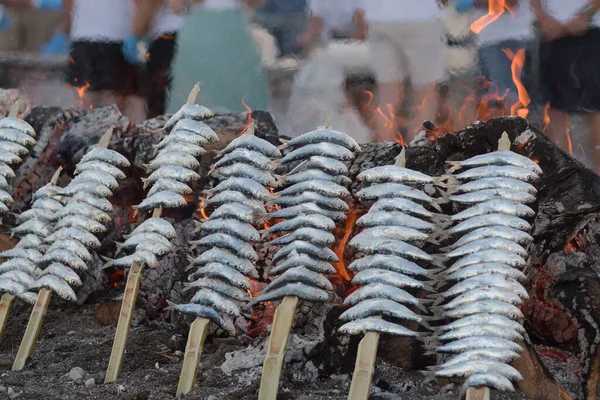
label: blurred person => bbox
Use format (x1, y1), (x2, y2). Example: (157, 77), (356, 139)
(356, 0), (448, 142)
(168, 0), (269, 113)
(253, 0), (308, 57)
(532, 0), (600, 170)
(0, 0), (62, 52)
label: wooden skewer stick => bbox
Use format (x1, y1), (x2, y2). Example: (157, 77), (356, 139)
(176, 317), (210, 396)
(0, 293), (15, 342)
(8, 100), (22, 118)
(187, 82), (201, 105)
(258, 295), (298, 400)
(12, 289), (52, 370)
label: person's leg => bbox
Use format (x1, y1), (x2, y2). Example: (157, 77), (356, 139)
(545, 107), (570, 151)
(144, 33), (178, 117)
(586, 112), (600, 172)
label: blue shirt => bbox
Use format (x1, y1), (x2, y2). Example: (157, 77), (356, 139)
(258, 0), (308, 14)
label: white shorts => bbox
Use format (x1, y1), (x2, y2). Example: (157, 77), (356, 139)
(367, 20), (447, 86)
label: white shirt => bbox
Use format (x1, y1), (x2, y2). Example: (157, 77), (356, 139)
(203, 0), (240, 10)
(545, 0), (600, 27)
(152, 5), (184, 36)
(309, 0), (360, 41)
(360, 0), (442, 22)
(475, 0), (533, 45)
(71, 0), (133, 41)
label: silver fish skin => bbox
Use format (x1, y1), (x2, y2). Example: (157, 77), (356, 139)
(248, 282), (329, 305)
(31, 275), (77, 301)
(0, 278), (25, 295)
(0, 127), (36, 147)
(268, 202), (347, 222)
(75, 161), (127, 180)
(289, 156), (348, 175)
(164, 104), (214, 132)
(135, 191), (187, 210)
(120, 232), (172, 250)
(214, 148), (275, 171)
(18, 209), (56, 223)
(69, 193), (113, 213)
(348, 254), (432, 277)
(0, 148), (22, 164)
(205, 191), (267, 215)
(445, 263), (527, 282)
(434, 359), (523, 381)
(0, 174), (8, 190)
(197, 218), (260, 242)
(455, 165), (539, 182)
(166, 301), (235, 336)
(269, 251), (336, 275)
(276, 179), (350, 198)
(55, 215), (107, 234)
(32, 183), (62, 201)
(437, 348), (521, 369)
(40, 263), (83, 286)
(343, 283), (426, 312)
(159, 141), (207, 157)
(204, 202), (262, 224)
(349, 238), (433, 263)
(270, 192), (349, 211)
(436, 323), (524, 342)
(147, 178), (193, 197)
(0, 140), (29, 156)
(439, 275), (528, 299)
(183, 278), (249, 302)
(57, 182), (112, 198)
(340, 298), (423, 324)
(129, 217), (177, 239)
(103, 250), (158, 269)
(0, 248), (42, 262)
(435, 335), (523, 354)
(188, 248), (258, 279)
(144, 165), (200, 185)
(40, 249), (88, 271)
(356, 211), (435, 232)
(0, 189), (13, 204)
(271, 240), (338, 264)
(135, 241), (173, 257)
(352, 269), (429, 290)
(173, 119), (218, 142)
(219, 132), (281, 158)
(446, 238), (528, 259)
(0, 201), (9, 214)
(441, 300), (524, 320)
(58, 202), (112, 223)
(450, 151), (542, 174)
(72, 170), (119, 190)
(463, 373), (515, 392)
(80, 148), (130, 168)
(0, 258), (39, 275)
(448, 250), (526, 272)
(47, 239), (93, 262)
(265, 214), (336, 234)
(451, 200), (535, 221)
(17, 291), (38, 304)
(338, 317), (421, 337)
(356, 183), (434, 204)
(357, 166), (434, 185)
(277, 169), (352, 187)
(437, 312), (526, 334)
(187, 263), (251, 290)
(146, 150), (200, 172)
(157, 130), (210, 149)
(212, 164), (277, 187)
(208, 177), (272, 202)
(450, 189), (536, 204)
(0, 117), (36, 137)
(0, 270), (35, 287)
(15, 234), (44, 249)
(267, 227), (335, 247)
(0, 163), (16, 179)
(279, 143), (355, 164)
(450, 214), (531, 235)
(12, 219), (51, 237)
(263, 266), (333, 292)
(45, 227), (101, 249)
(190, 289), (241, 317)
(283, 127), (361, 153)
(350, 225), (430, 244)
(450, 226), (533, 249)
(193, 233), (258, 261)
(457, 177), (537, 194)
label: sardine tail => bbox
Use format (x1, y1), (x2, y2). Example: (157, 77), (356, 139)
(164, 299), (176, 311)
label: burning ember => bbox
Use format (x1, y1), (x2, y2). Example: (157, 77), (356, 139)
(247, 280), (274, 337)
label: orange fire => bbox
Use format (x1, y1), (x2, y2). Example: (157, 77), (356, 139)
(247, 280), (275, 337)
(373, 104), (407, 146)
(332, 209), (360, 287)
(502, 48), (530, 118)
(471, 0), (509, 34)
(241, 98), (252, 134)
(543, 101), (551, 132)
(75, 81), (91, 99)
(565, 115), (573, 156)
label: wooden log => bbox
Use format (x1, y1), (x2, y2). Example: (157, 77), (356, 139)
(176, 317), (210, 396)
(258, 295), (299, 400)
(0, 293), (15, 342)
(12, 289), (52, 370)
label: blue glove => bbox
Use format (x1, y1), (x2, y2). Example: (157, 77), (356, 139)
(33, 0), (63, 11)
(121, 34), (149, 65)
(0, 10), (10, 30)
(455, 0), (475, 13)
(41, 32), (69, 55)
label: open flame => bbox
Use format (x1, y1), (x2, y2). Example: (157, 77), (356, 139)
(565, 115), (573, 156)
(471, 0), (509, 34)
(247, 280), (274, 337)
(75, 81), (91, 99)
(502, 48), (530, 118)
(241, 98), (252, 134)
(331, 209), (360, 291)
(543, 101), (551, 132)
